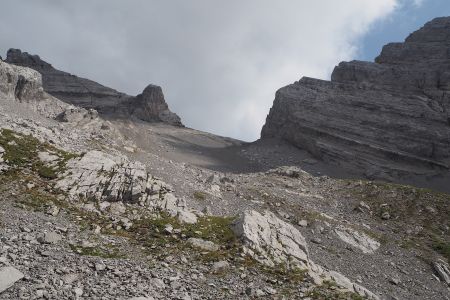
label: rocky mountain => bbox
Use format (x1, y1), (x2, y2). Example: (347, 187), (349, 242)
(4, 49), (182, 126)
(0, 17), (449, 300)
(261, 17), (450, 190)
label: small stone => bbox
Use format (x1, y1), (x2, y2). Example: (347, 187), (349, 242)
(264, 287), (277, 295)
(389, 277), (400, 285)
(164, 224), (173, 234)
(311, 238), (322, 244)
(0, 266), (24, 293)
(212, 261), (230, 273)
(255, 289), (266, 297)
(46, 204), (60, 216)
(187, 238), (219, 251)
(95, 263), (106, 271)
(74, 287), (83, 296)
(298, 220), (308, 227)
(177, 211), (198, 224)
(38, 232), (62, 244)
(381, 212), (391, 220)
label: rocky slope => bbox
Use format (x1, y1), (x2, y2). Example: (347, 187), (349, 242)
(4, 49), (182, 126)
(0, 18), (450, 300)
(261, 17), (450, 191)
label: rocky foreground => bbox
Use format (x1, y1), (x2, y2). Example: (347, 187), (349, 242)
(0, 18), (449, 300)
(261, 17), (450, 192)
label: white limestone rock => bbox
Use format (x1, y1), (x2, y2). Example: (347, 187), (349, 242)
(0, 266), (24, 293)
(335, 226), (380, 254)
(433, 259), (450, 285)
(232, 210), (309, 269)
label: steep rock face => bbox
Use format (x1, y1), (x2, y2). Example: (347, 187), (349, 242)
(262, 17), (450, 181)
(0, 59), (67, 117)
(5, 49), (182, 126)
(123, 84), (182, 126)
(0, 59), (44, 101)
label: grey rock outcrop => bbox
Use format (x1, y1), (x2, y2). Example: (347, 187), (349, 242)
(55, 150), (197, 221)
(232, 210), (380, 299)
(123, 84), (182, 126)
(0, 59), (67, 117)
(334, 226), (380, 254)
(232, 210), (309, 269)
(261, 17), (450, 184)
(5, 49), (182, 126)
(433, 259), (450, 285)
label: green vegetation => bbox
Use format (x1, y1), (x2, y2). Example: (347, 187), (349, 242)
(193, 190), (207, 201)
(0, 128), (79, 180)
(130, 213), (236, 247)
(307, 281), (366, 300)
(343, 179), (450, 262)
(70, 243), (125, 259)
(432, 238), (450, 263)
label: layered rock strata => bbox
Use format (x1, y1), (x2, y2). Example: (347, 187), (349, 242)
(5, 49), (182, 126)
(262, 17), (450, 180)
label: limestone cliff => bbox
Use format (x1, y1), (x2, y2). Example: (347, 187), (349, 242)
(5, 49), (182, 126)
(262, 17), (450, 181)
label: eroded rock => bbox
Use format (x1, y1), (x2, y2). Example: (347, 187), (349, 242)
(0, 266), (24, 293)
(232, 210), (309, 268)
(334, 226), (380, 254)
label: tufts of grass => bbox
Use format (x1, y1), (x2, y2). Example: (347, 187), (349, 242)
(0, 128), (79, 180)
(306, 281), (366, 300)
(70, 244), (125, 259)
(432, 238), (450, 263)
(193, 191), (207, 201)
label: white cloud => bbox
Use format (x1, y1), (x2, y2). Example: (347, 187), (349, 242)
(412, 0), (426, 7)
(0, 0), (399, 141)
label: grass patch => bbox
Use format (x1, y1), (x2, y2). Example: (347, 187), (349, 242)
(0, 128), (79, 180)
(193, 191), (207, 201)
(70, 244), (125, 259)
(432, 238), (450, 263)
(307, 281), (366, 300)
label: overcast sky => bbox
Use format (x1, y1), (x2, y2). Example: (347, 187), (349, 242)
(0, 0), (445, 141)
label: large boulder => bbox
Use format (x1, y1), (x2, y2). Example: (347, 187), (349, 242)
(232, 210), (380, 299)
(261, 17), (450, 188)
(55, 150), (195, 221)
(232, 210), (309, 268)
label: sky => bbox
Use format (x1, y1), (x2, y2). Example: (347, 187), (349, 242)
(0, 0), (448, 141)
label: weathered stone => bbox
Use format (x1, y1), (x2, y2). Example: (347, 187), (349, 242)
(211, 261), (230, 273)
(232, 210), (309, 268)
(335, 226), (380, 254)
(187, 238), (219, 251)
(0, 59), (66, 117)
(177, 210), (198, 224)
(0, 266), (24, 293)
(38, 231), (62, 244)
(433, 259), (450, 285)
